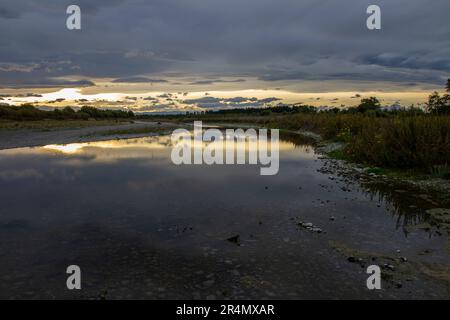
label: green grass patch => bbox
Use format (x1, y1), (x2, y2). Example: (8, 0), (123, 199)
(326, 148), (349, 161)
(365, 167), (387, 175)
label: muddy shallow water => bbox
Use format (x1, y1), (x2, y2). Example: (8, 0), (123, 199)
(0, 133), (448, 299)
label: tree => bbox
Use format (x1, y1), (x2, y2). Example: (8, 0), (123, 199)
(446, 79), (450, 92)
(62, 106), (75, 114)
(426, 92), (450, 114)
(357, 97), (381, 113)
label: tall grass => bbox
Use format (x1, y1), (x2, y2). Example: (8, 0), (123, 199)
(344, 116), (450, 171)
(281, 114), (450, 172)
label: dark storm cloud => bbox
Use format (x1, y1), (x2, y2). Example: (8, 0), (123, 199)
(0, 78), (95, 89)
(10, 93), (43, 98)
(183, 97), (222, 105)
(112, 77), (168, 83)
(189, 79), (246, 85)
(0, 0), (449, 88)
(67, 0), (126, 15)
(183, 96), (280, 109)
(357, 54), (450, 72)
(259, 97), (281, 103)
(136, 104), (177, 112)
(0, 7), (20, 19)
(143, 96), (159, 102)
(224, 97), (256, 103)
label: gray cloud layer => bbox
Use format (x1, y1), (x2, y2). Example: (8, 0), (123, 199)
(112, 77), (168, 83)
(0, 0), (449, 88)
(182, 96), (280, 109)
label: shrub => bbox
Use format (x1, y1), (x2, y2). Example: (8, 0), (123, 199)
(357, 97), (381, 113)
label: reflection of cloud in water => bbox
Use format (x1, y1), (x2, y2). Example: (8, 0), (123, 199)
(43, 144), (86, 154)
(2, 133), (311, 165)
(42, 137), (172, 155)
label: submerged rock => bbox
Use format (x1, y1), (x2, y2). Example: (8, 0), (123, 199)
(226, 235), (241, 246)
(297, 221), (324, 233)
(301, 222), (313, 228)
(383, 264), (395, 271)
(347, 256), (364, 266)
(311, 227), (323, 233)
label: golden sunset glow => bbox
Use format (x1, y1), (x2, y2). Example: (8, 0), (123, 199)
(3, 86), (435, 113)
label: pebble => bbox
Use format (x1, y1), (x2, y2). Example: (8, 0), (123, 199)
(297, 221), (324, 233)
(231, 270), (240, 276)
(203, 280), (215, 287)
(383, 264), (395, 271)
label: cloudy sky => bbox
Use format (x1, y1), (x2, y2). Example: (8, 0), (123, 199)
(0, 0), (449, 112)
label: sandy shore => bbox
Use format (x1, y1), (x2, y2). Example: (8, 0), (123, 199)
(0, 121), (177, 150)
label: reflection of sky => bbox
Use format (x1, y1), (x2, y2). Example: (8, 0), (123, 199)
(0, 134), (312, 165)
(0, 135), (319, 224)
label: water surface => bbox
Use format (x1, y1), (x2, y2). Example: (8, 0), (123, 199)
(0, 134), (448, 299)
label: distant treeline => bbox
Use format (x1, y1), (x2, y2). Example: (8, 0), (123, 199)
(0, 105), (134, 121)
(139, 101), (435, 121)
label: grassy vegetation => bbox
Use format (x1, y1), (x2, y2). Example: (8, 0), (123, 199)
(0, 104), (136, 131)
(0, 104), (134, 121)
(342, 116), (450, 172)
(0, 119), (132, 131)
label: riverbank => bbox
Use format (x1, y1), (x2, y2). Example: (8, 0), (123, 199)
(0, 120), (179, 150)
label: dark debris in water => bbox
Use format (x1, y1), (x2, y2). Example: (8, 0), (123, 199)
(226, 235), (241, 246)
